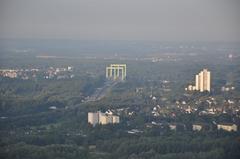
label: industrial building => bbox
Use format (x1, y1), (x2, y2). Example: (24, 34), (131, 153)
(106, 64), (126, 81)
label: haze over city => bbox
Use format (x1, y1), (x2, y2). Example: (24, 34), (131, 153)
(1, 0), (240, 42)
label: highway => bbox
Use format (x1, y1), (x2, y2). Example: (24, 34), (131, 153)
(83, 80), (118, 102)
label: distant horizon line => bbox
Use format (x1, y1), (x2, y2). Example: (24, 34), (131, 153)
(0, 37), (239, 44)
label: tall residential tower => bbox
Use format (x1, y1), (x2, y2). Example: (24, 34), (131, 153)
(186, 69), (211, 92)
(195, 69), (211, 92)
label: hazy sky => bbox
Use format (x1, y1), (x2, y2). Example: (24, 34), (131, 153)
(0, 0), (240, 42)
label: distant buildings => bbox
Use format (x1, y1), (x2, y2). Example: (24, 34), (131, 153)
(88, 111), (120, 126)
(0, 69), (18, 78)
(221, 86), (235, 92)
(106, 64), (126, 81)
(192, 123), (238, 132)
(186, 69), (211, 92)
(0, 66), (74, 80)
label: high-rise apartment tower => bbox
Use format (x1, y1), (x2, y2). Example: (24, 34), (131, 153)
(195, 69), (211, 92)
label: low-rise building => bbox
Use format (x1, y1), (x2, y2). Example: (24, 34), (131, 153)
(192, 123), (203, 131)
(168, 123), (186, 131)
(88, 111), (120, 126)
(192, 123), (210, 131)
(217, 123), (237, 132)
